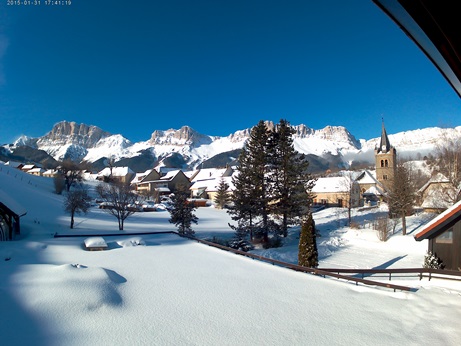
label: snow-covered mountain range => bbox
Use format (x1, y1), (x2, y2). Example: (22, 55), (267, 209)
(3, 120), (461, 173)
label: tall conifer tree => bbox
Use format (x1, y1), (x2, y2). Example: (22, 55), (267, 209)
(169, 184), (198, 235)
(214, 178), (230, 209)
(228, 120), (270, 240)
(298, 212), (318, 267)
(268, 119), (316, 237)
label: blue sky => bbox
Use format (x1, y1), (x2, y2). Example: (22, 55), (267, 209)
(0, 0), (460, 144)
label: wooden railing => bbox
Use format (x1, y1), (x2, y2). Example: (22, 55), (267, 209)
(318, 267), (461, 281)
(180, 234), (416, 292)
(53, 230), (461, 292)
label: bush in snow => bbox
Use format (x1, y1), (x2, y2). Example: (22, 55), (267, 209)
(228, 238), (254, 252)
(423, 251), (445, 269)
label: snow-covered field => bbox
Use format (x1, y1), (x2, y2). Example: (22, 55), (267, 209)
(1, 163), (461, 345)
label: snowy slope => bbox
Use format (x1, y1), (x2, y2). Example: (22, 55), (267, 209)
(1, 162), (461, 345)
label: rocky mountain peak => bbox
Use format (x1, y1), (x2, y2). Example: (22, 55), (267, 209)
(37, 121), (112, 147)
(149, 126), (212, 146)
(313, 126), (361, 149)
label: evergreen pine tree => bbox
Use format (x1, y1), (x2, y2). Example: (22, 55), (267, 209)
(228, 120), (271, 240)
(214, 178), (230, 209)
(169, 184), (198, 235)
(268, 119), (316, 237)
(298, 212), (318, 267)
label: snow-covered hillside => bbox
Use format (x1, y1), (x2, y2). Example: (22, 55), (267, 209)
(1, 161), (461, 345)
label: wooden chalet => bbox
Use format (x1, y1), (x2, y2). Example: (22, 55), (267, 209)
(0, 190), (27, 241)
(415, 200), (461, 270)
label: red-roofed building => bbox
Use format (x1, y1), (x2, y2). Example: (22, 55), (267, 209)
(415, 200), (461, 270)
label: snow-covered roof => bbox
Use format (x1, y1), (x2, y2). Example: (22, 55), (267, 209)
(28, 167), (44, 173)
(312, 176), (353, 193)
(363, 185), (384, 196)
(0, 189), (27, 217)
(190, 176), (234, 192)
(190, 168), (230, 182)
(420, 186), (455, 210)
(82, 172), (98, 181)
(356, 170), (378, 185)
(131, 170), (153, 184)
(183, 170), (197, 179)
(418, 173), (450, 193)
(160, 170), (183, 180)
(98, 166), (134, 177)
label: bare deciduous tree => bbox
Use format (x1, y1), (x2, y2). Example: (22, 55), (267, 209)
(64, 185), (92, 229)
(387, 159), (417, 235)
(338, 171), (359, 226)
(427, 134), (461, 205)
(59, 160), (87, 191)
(96, 181), (139, 230)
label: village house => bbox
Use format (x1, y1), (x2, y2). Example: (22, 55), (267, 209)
(201, 177), (235, 201)
(189, 167), (235, 198)
(21, 164), (39, 173)
(415, 199), (461, 270)
(131, 169), (161, 194)
(43, 169), (59, 178)
(136, 170), (190, 197)
(312, 176), (361, 208)
(96, 166), (135, 184)
(27, 167), (45, 177)
(418, 173), (455, 213)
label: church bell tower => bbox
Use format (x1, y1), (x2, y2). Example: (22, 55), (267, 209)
(375, 121), (396, 191)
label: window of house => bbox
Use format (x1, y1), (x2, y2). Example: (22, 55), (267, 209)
(381, 160), (384, 167)
(385, 160), (389, 167)
(436, 228), (453, 244)
(383, 175), (388, 180)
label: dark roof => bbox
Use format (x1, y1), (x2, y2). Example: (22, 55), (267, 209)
(373, 0), (461, 98)
(377, 122), (392, 153)
(415, 200), (461, 241)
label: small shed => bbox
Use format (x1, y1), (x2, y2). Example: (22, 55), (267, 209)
(415, 200), (461, 270)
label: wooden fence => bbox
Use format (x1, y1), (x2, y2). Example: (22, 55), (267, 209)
(180, 234), (418, 292)
(54, 230), (461, 292)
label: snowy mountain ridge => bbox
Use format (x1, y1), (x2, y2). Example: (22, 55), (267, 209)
(7, 120), (461, 170)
